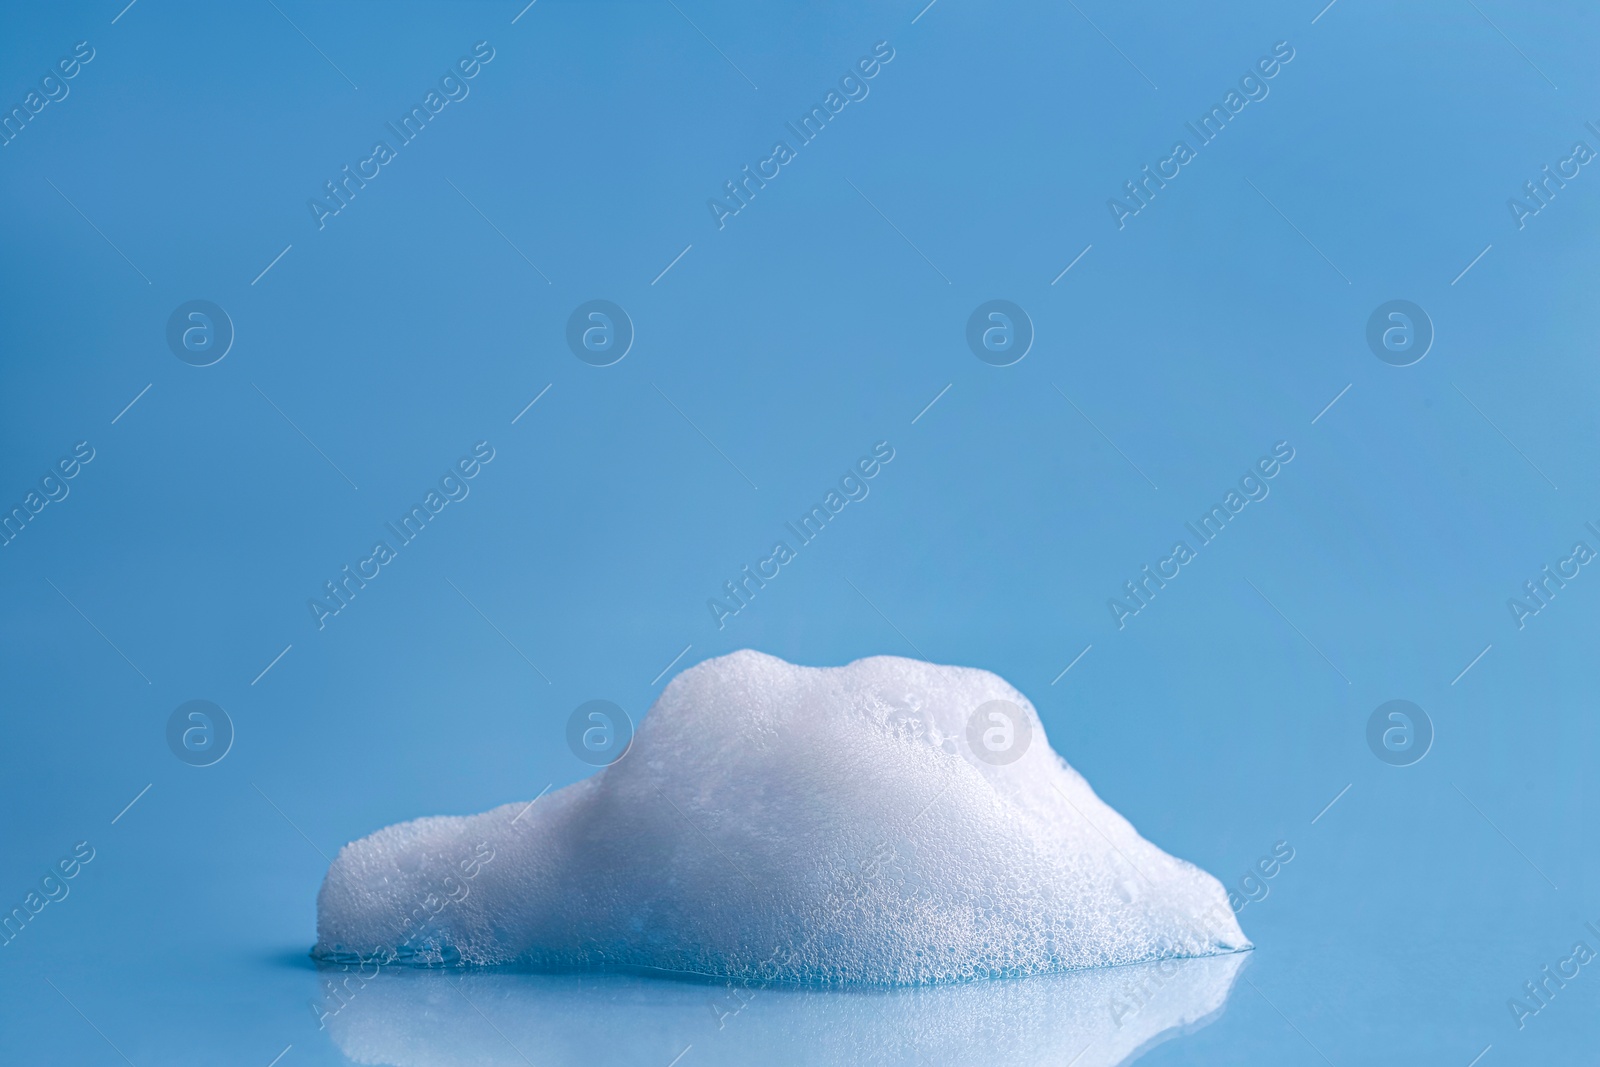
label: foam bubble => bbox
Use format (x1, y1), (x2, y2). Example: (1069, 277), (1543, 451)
(315, 651), (1249, 983)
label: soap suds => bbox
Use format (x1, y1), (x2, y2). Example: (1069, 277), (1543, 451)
(315, 650), (1248, 983)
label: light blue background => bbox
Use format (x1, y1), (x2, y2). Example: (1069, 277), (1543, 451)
(2, 1), (1597, 1063)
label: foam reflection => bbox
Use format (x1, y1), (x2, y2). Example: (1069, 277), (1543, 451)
(322, 952), (1246, 1067)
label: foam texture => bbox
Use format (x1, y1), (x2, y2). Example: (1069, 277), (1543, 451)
(315, 650), (1249, 983)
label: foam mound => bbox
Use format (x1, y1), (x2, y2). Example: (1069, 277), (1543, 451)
(315, 650), (1248, 983)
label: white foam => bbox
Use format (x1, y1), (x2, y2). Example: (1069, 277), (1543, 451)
(315, 650), (1249, 983)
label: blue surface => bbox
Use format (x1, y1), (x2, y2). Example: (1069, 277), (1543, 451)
(2, 1), (1598, 1064)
